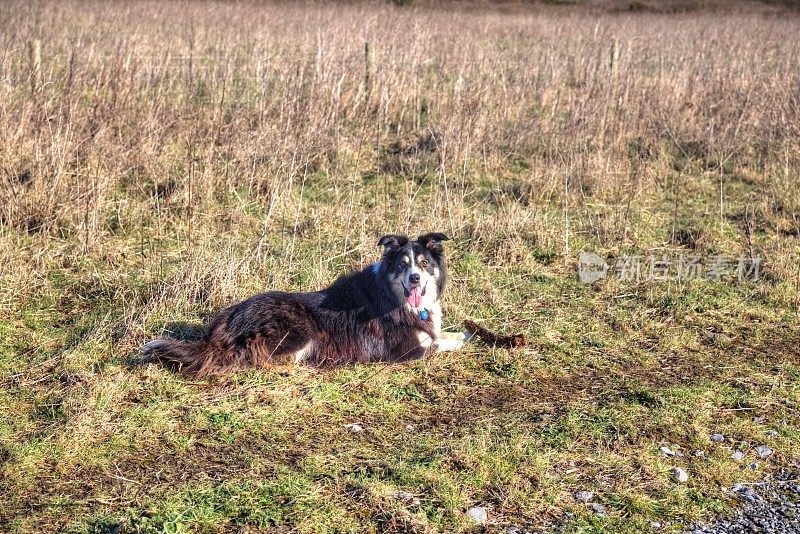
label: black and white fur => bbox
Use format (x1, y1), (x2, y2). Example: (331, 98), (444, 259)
(143, 233), (470, 377)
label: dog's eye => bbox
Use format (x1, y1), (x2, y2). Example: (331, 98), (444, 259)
(399, 261), (408, 269)
(420, 259), (429, 268)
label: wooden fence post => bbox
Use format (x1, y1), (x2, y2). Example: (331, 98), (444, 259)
(29, 39), (42, 92)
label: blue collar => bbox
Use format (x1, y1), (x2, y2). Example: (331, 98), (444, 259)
(419, 309), (429, 321)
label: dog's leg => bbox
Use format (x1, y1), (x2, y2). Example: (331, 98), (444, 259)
(434, 331), (473, 352)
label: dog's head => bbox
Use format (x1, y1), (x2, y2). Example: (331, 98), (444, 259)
(375, 232), (449, 311)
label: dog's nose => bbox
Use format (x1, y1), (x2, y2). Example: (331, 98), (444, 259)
(409, 273), (420, 285)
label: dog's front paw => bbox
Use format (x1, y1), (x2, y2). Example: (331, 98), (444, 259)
(434, 332), (468, 352)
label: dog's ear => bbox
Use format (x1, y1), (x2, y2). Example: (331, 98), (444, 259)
(377, 234), (408, 253)
(417, 232), (449, 254)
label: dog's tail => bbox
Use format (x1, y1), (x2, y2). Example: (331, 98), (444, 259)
(142, 338), (234, 378)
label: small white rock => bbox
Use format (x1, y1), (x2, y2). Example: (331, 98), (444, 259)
(393, 491), (420, 505)
(731, 450), (745, 462)
(651, 521), (663, 529)
(766, 429), (778, 438)
(405, 424), (415, 432)
(755, 445), (773, 458)
(345, 423), (364, 433)
(730, 483), (758, 503)
(589, 503), (607, 515)
(466, 506), (488, 524)
(574, 490), (594, 503)
(671, 467), (689, 483)
(711, 433), (724, 442)
(660, 446), (676, 457)
(693, 450), (706, 458)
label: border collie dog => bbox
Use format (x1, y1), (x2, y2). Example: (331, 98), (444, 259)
(143, 233), (470, 377)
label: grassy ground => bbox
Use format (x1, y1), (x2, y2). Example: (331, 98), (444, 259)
(1, 1), (800, 533)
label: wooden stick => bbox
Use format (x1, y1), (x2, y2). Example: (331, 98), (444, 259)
(463, 320), (526, 348)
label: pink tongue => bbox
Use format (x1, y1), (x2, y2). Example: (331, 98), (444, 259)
(407, 287), (422, 308)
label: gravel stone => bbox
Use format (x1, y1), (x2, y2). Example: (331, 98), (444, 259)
(756, 445), (773, 458)
(345, 423), (364, 433)
(466, 506), (488, 524)
(671, 467), (689, 483)
(693, 469), (800, 534)
(711, 433), (725, 442)
(393, 491), (420, 505)
(731, 450), (746, 462)
(574, 490), (594, 503)
(660, 446), (676, 457)
(589, 503), (607, 515)
(732, 484), (759, 503)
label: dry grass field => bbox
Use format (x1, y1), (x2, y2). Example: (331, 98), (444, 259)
(2, 1), (800, 532)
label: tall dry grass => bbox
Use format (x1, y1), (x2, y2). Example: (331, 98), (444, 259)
(1, 0), (798, 341)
